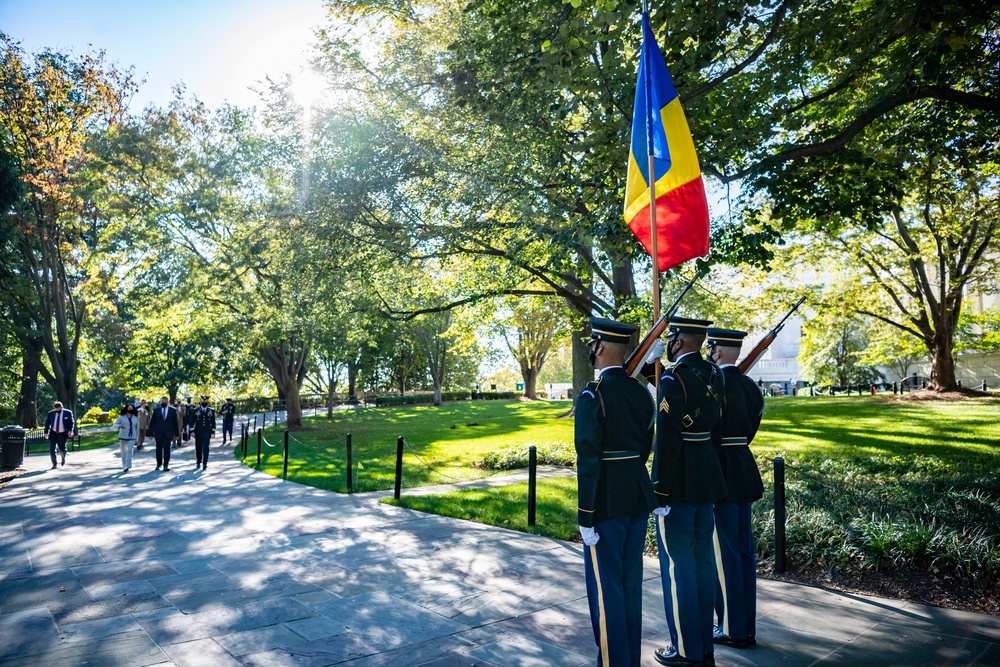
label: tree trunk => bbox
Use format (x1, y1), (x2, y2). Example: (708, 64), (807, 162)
(571, 319), (593, 407)
(521, 365), (539, 399)
(347, 359), (358, 404)
(259, 337), (310, 428)
(327, 372), (334, 418)
(928, 333), (959, 391)
(15, 339), (44, 428)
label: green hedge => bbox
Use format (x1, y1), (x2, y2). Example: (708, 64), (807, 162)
(375, 390), (472, 407)
(475, 391), (518, 400)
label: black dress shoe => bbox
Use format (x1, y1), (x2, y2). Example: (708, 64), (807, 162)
(703, 654), (716, 667)
(714, 634), (754, 649)
(162, 467), (170, 472)
(654, 647), (703, 666)
(50, 465), (57, 470)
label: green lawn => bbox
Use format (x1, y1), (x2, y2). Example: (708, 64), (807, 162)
(384, 395), (1000, 593)
(385, 476), (580, 540)
(237, 399), (574, 492)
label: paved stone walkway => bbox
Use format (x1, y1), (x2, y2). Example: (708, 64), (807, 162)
(1, 433), (998, 666)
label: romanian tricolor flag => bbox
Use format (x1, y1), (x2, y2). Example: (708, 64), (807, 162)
(624, 13), (710, 272)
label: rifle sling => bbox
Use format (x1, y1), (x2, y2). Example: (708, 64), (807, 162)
(674, 363), (721, 428)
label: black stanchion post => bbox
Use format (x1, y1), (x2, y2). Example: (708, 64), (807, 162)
(257, 430), (262, 467)
(893, 381), (898, 395)
(346, 432), (353, 492)
(394, 436), (404, 500)
(983, 380), (988, 392)
(528, 445), (537, 526)
(283, 429), (289, 479)
(774, 456), (786, 574)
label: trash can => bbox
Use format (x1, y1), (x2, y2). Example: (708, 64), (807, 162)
(1, 426), (27, 468)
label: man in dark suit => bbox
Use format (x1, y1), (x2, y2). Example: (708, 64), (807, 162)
(148, 396), (179, 471)
(707, 328), (765, 651)
(575, 317), (659, 667)
(653, 317), (728, 666)
(43, 401), (74, 469)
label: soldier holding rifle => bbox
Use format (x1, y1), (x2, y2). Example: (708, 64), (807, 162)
(706, 328), (764, 651)
(575, 317), (662, 667)
(652, 316), (727, 667)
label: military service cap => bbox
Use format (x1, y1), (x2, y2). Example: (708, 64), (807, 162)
(667, 316), (712, 336)
(588, 317), (637, 345)
(706, 328), (748, 348)
(200, 395), (210, 400)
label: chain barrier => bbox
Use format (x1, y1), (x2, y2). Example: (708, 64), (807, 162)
(400, 437), (509, 483)
(260, 431), (279, 448)
(260, 429), (528, 484)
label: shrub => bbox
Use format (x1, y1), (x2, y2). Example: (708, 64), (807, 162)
(475, 391), (518, 400)
(733, 454), (1000, 591)
(81, 406), (104, 424)
(477, 441), (577, 470)
(374, 390), (471, 407)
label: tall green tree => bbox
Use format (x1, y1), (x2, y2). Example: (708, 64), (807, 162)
(0, 36), (138, 415)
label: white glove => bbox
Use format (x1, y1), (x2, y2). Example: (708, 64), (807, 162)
(653, 506), (671, 517)
(645, 340), (665, 364)
(579, 525), (600, 546)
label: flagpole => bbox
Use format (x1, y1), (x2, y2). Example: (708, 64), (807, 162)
(643, 3), (662, 383)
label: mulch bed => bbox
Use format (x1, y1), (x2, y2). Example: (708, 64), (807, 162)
(763, 565), (1000, 616)
(883, 388), (997, 402)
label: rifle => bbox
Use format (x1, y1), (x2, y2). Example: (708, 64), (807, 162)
(737, 296), (806, 375)
(624, 271), (703, 378)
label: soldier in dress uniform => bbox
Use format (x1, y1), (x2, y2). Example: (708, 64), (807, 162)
(652, 316), (728, 667)
(192, 395), (216, 470)
(575, 317), (661, 667)
(220, 398), (236, 444)
(706, 328), (765, 650)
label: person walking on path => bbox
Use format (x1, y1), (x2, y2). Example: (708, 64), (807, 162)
(220, 398), (235, 444)
(706, 328), (765, 651)
(192, 395), (216, 470)
(183, 397), (195, 442)
(172, 399), (184, 448)
(115, 404), (139, 472)
(135, 399), (149, 450)
(149, 396), (179, 471)
(652, 317), (728, 667)
(43, 401), (75, 469)
(575, 317), (661, 667)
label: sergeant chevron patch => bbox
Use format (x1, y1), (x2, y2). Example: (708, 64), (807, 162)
(659, 398), (670, 413)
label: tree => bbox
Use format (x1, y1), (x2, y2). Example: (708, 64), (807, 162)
(498, 295), (569, 399)
(795, 148), (998, 391)
(799, 280), (884, 387)
(0, 37), (137, 414)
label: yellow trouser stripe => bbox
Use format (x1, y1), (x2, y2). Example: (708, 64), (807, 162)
(591, 544), (610, 665)
(659, 514), (685, 658)
(713, 525), (729, 637)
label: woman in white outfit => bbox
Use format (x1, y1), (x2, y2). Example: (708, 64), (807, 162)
(115, 404), (139, 472)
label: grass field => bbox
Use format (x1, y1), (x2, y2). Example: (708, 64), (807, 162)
(239, 400), (575, 492)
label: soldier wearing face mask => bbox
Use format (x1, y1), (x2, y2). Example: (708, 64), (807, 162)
(149, 397), (180, 472)
(706, 328), (765, 652)
(652, 317), (727, 667)
(192, 396), (216, 470)
(575, 316), (661, 667)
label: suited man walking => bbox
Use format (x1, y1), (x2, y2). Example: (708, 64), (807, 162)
(149, 396), (180, 471)
(43, 401), (75, 470)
